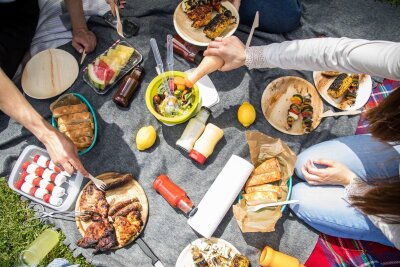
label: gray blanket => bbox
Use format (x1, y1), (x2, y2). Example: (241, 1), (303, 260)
(1, 0), (400, 266)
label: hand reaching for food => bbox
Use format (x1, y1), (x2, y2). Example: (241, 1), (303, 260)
(204, 36), (246, 71)
(224, 0), (241, 10)
(301, 159), (356, 186)
(42, 128), (89, 177)
(72, 28), (97, 54)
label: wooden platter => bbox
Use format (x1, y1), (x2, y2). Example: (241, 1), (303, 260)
(173, 1), (239, 46)
(22, 49), (78, 99)
(313, 71), (372, 111)
(75, 173), (148, 249)
(261, 76), (324, 135)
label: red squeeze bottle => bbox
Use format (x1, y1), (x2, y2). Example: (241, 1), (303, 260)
(153, 175), (195, 216)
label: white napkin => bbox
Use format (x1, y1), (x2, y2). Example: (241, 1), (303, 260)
(187, 155), (254, 238)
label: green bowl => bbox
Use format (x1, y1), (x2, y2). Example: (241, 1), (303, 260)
(51, 93), (98, 155)
(145, 71), (200, 125)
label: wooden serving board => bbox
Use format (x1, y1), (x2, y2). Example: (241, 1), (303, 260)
(173, 2), (239, 46)
(261, 76), (324, 135)
(75, 172), (149, 249)
(313, 71), (372, 111)
(22, 49), (78, 99)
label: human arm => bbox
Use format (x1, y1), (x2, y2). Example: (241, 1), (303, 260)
(224, 0), (240, 10)
(300, 159), (357, 186)
(0, 69), (88, 176)
(64, 0), (96, 53)
(204, 36), (400, 80)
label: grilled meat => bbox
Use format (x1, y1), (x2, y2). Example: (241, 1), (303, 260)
(187, 5), (213, 28)
(113, 211), (142, 246)
(111, 202), (142, 220)
(96, 172), (133, 190)
(108, 198), (139, 217)
(79, 184), (109, 221)
(77, 219), (117, 253)
(286, 94), (303, 130)
(301, 93), (313, 133)
(182, 0), (222, 13)
(327, 73), (353, 99)
(203, 10), (236, 39)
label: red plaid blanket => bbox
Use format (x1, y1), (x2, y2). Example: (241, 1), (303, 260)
(305, 79), (400, 267)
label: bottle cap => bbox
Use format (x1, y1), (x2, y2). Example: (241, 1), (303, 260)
(189, 149), (207, 165)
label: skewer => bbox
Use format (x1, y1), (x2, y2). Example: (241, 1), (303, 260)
(80, 49), (87, 65)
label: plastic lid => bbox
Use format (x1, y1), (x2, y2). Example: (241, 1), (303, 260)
(189, 149), (206, 165)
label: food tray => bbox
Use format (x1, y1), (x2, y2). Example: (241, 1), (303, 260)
(51, 93), (98, 155)
(238, 176), (293, 212)
(8, 145), (83, 211)
(83, 40), (143, 95)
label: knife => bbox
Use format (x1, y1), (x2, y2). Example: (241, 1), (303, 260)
(245, 11), (259, 48)
(137, 237), (165, 267)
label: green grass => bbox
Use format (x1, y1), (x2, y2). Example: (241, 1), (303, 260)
(0, 178), (91, 267)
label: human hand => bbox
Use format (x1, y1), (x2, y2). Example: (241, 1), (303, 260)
(72, 28), (97, 54)
(301, 159), (356, 186)
(42, 129), (89, 176)
(107, 0), (126, 17)
(204, 36), (246, 71)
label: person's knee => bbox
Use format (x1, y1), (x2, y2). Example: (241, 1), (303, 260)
(290, 182), (312, 217)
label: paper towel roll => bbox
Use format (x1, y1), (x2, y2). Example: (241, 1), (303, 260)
(187, 155), (254, 238)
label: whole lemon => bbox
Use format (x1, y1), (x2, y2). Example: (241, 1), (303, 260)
(238, 102), (256, 128)
(136, 126), (157, 151)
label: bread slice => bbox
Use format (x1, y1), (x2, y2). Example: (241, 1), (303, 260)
(243, 191), (278, 206)
(58, 121), (94, 133)
(65, 127), (94, 139)
(58, 112), (92, 125)
(253, 158), (281, 176)
(245, 171), (281, 187)
(52, 103), (88, 118)
(244, 184), (282, 198)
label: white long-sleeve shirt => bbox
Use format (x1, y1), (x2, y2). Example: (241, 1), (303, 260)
(245, 37), (400, 81)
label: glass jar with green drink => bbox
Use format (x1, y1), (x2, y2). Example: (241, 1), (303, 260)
(16, 229), (59, 267)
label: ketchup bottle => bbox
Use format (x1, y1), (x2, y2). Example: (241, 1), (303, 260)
(113, 65), (144, 107)
(172, 35), (204, 65)
(153, 175), (195, 216)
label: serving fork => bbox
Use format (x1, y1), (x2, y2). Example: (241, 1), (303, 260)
(86, 173), (107, 191)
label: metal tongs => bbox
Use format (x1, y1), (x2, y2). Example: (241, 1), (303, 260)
(150, 37), (178, 115)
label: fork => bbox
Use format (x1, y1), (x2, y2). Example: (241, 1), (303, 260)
(87, 173), (107, 191)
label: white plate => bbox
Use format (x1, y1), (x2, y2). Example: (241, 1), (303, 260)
(175, 238), (240, 267)
(173, 2), (239, 47)
(8, 145), (83, 211)
(313, 72), (372, 111)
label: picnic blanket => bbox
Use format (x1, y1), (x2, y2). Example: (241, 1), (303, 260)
(1, 0), (400, 266)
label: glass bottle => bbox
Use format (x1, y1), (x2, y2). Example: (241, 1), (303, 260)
(112, 65), (144, 107)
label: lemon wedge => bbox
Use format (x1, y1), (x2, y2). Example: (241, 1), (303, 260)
(238, 102), (256, 128)
(136, 126), (157, 151)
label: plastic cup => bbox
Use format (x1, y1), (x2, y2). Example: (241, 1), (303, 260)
(259, 246), (305, 267)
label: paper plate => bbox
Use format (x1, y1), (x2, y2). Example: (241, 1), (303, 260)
(173, 2), (239, 46)
(75, 173), (148, 249)
(261, 76), (324, 135)
(175, 238), (240, 267)
(22, 49), (78, 99)
(313, 71), (372, 111)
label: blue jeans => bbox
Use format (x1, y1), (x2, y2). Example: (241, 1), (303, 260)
(290, 134), (399, 247)
(239, 0), (301, 33)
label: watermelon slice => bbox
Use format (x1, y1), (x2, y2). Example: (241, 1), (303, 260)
(88, 60), (115, 90)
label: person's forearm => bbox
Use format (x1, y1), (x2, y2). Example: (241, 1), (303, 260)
(0, 69), (54, 144)
(64, 0), (87, 32)
(245, 37), (400, 80)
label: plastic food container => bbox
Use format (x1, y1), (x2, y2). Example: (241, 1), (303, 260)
(8, 145), (83, 211)
(83, 40), (143, 95)
(238, 177), (293, 212)
(51, 93), (98, 155)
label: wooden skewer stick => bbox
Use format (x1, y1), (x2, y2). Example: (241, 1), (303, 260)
(80, 49), (86, 65)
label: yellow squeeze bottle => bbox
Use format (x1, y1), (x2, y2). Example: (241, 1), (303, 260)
(189, 123), (224, 165)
